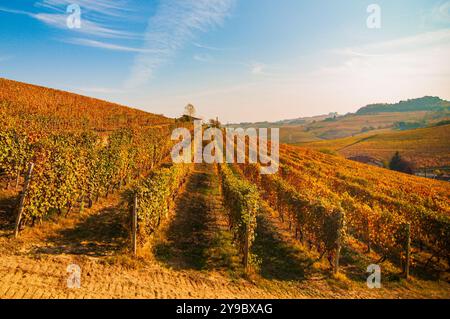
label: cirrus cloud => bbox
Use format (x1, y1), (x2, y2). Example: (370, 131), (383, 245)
(125, 0), (235, 88)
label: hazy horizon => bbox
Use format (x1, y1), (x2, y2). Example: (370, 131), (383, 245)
(1, 0), (449, 122)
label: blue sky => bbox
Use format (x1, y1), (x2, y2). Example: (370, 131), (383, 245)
(1, 0), (449, 122)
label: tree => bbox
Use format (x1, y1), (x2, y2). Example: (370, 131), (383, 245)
(184, 104), (196, 118)
(329, 112), (338, 119)
(389, 152), (414, 175)
(434, 169), (444, 177)
(208, 117), (221, 128)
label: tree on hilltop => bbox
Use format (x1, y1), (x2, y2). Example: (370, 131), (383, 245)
(184, 104), (196, 118)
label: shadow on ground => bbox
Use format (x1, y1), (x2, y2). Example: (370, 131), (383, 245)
(32, 205), (129, 257)
(339, 242), (447, 282)
(154, 163), (243, 272)
(0, 192), (18, 236)
(155, 168), (215, 270)
(253, 214), (313, 281)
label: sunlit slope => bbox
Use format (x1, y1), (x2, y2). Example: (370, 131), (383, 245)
(299, 125), (450, 168)
(276, 144), (449, 264)
(0, 78), (173, 132)
(279, 144), (449, 220)
(281, 143), (450, 198)
(274, 111), (441, 144)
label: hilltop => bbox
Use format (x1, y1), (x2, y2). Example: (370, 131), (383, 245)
(356, 96), (450, 115)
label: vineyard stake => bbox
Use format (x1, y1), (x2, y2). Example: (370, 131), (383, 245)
(334, 211), (343, 275)
(405, 223), (411, 279)
(15, 169), (20, 190)
(244, 223), (249, 272)
(132, 193), (138, 256)
(14, 162), (34, 238)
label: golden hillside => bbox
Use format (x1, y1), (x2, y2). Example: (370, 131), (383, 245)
(0, 78), (173, 132)
(300, 124), (450, 168)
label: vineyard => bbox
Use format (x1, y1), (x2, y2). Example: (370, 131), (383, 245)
(301, 124), (450, 168)
(0, 78), (182, 232)
(0, 79), (449, 298)
(0, 78), (172, 132)
(235, 144), (449, 275)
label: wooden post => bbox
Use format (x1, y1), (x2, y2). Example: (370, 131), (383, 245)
(405, 223), (411, 279)
(79, 196), (85, 213)
(14, 163), (34, 238)
(243, 224), (249, 272)
(132, 193), (138, 256)
(15, 169), (20, 190)
(334, 211), (343, 275)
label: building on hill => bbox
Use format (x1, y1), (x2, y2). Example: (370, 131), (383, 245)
(177, 115), (202, 122)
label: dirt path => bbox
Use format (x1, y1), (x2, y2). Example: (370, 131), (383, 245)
(154, 163), (240, 273)
(1, 233), (448, 299)
(0, 169), (449, 299)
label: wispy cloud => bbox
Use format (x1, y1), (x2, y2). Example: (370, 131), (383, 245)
(126, 0), (234, 88)
(194, 53), (214, 62)
(36, 0), (135, 19)
(192, 42), (233, 51)
(317, 29), (450, 80)
(245, 61), (283, 77)
(0, 2), (139, 39)
(329, 29), (450, 62)
(361, 28), (450, 53)
(332, 49), (386, 58)
(64, 38), (156, 53)
(0, 6), (33, 17)
(35, 13), (139, 39)
(250, 62), (267, 75)
(421, 1), (450, 27)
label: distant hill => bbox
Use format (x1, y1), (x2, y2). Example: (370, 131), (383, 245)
(229, 114), (334, 127)
(301, 124), (450, 169)
(226, 96), (450, 144)
(356, 96), (450, 115)
(273, 114), (332, 125)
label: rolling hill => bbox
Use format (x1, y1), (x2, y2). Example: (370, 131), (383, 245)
(284, 111), (435, 141)
(300, 124), (450, 169)
(228, 97), (450, 145)
(356, 96), (450, 115)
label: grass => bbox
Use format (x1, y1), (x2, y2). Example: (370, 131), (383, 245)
(101, 254), (146, 270)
